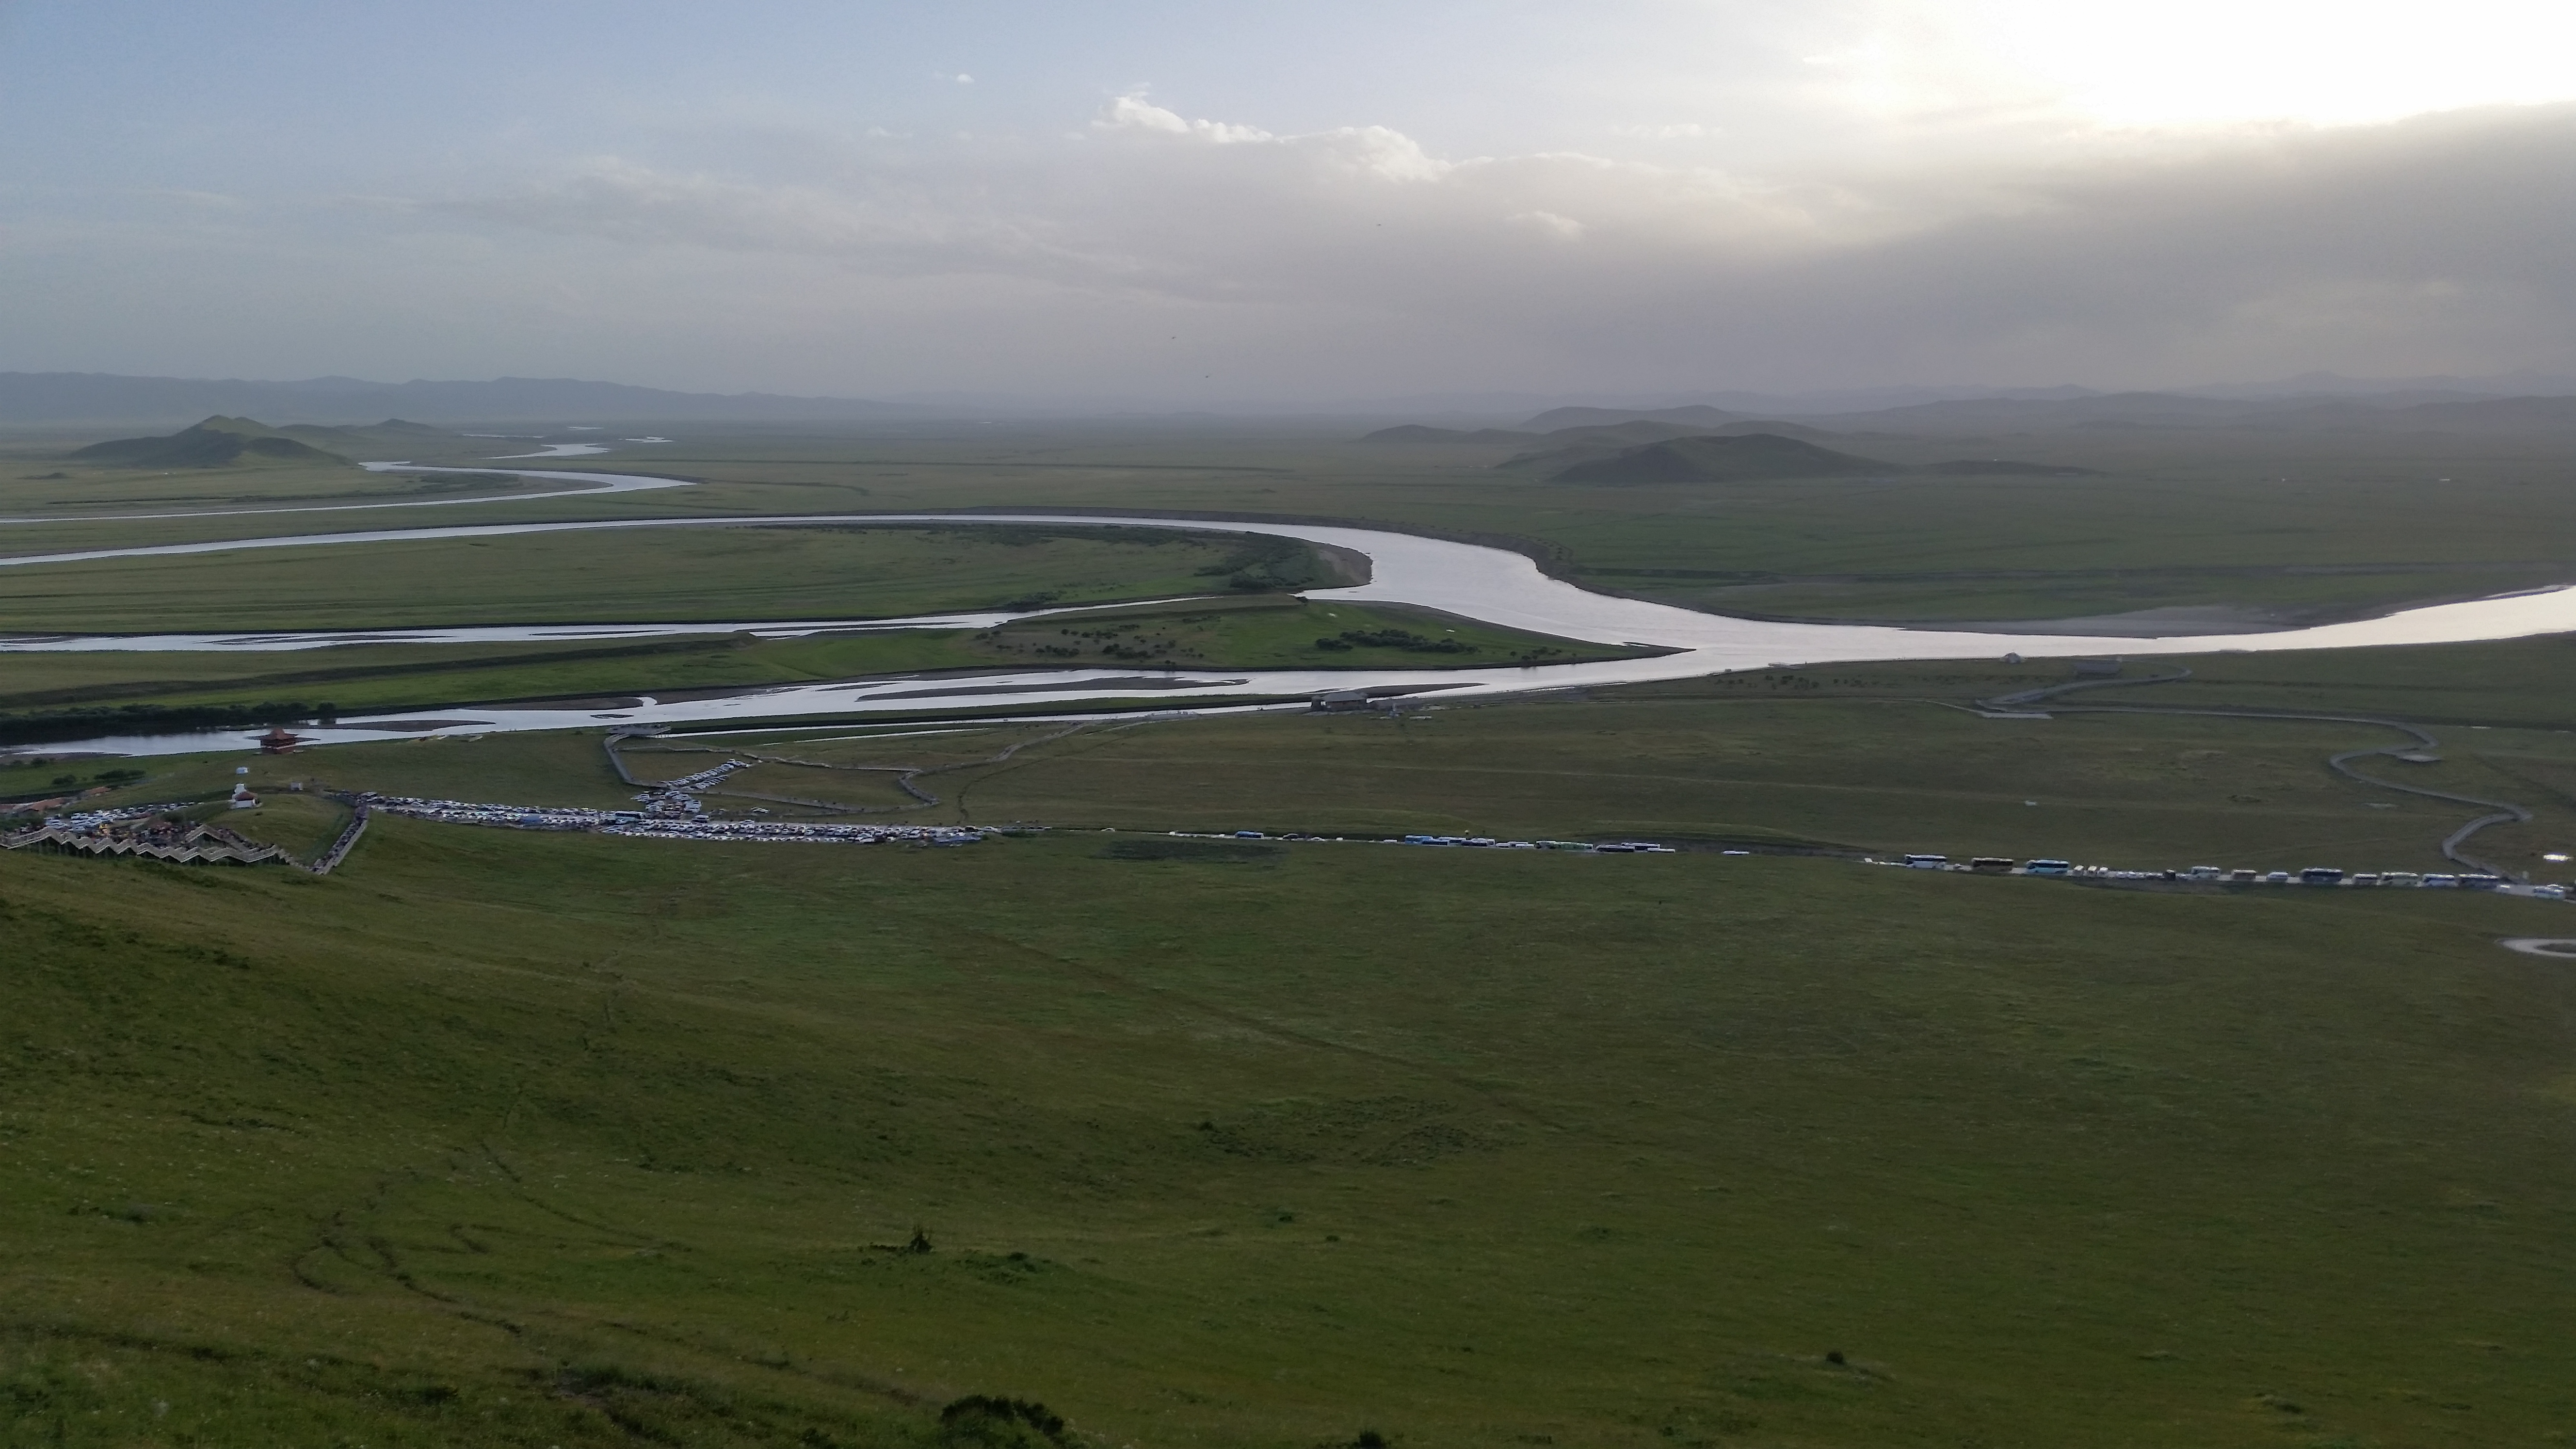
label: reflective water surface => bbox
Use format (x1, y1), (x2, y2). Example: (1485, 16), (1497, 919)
(8, 469), (2575, 757)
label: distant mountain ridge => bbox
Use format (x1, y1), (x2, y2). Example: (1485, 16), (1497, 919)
(1491, 391), (2576, 437)
(1550, 434), (1884, 484)
(1522, 404), (1745, 432)
(1365, 417), (1848, 457)
(1361, 424), (1543, 444)
(1535, 432), (2100, 485)
(0, 372), (928, 426)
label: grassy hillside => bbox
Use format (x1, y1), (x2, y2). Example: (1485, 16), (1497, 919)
(67, 416), (348, 469)
(14, 407), (2576, 1449)
(6, 824), (2575, 1448)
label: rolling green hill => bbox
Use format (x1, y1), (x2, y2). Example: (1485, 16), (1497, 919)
(7, 818), (2575, 1448)
(63, 415), (463, 470)
(68, 415), (351, 468)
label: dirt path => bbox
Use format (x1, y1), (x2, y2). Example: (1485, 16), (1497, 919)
(1972, 669), (2537, 877)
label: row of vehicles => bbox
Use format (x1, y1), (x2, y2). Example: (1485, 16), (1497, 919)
(1207, 830), (1686, 853)
(360, 793), (983, 846)
(1896, 853), (2565, 896)
(1261, 831), (1680, 853)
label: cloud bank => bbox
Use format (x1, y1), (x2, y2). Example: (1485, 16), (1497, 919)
(410, 96), (2576, 398)
(6, 0), (2574, 401)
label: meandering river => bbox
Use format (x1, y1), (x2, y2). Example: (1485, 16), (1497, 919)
(7, 466), (2575, 757)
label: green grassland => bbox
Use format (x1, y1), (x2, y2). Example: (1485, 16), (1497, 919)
(13, 420), (2576, 627)
(22, 632), (2573, 885)
(0, 524), (1307, 633)
(0, 429), (582, 515)
(8, 819), (2576, 1448)
(547, 636), (2571, 878)
(352, 422), (2576, 627)
(184, 789), (353, 861)
(914, 700), (2576, 877)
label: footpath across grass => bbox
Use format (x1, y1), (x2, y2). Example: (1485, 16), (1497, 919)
(4, 825), (2575, 1448)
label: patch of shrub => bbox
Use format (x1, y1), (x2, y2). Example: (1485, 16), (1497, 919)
(1312, 629), (1475, 655)
(939, 1395), (1067, 1447)
(1196, 533), (1333, 592)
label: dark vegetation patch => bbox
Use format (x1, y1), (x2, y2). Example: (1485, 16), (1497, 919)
(939, 1394), (1070, 1447)
(1195, 531), (1336, 591)
(1313, 627), (1476, 654)
(0, 699), (342, 746)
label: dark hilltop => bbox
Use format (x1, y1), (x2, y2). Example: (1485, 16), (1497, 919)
(67, 415), (458, 468)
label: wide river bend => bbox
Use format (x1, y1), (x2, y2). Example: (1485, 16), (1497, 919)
(8, 467), (2576, 756)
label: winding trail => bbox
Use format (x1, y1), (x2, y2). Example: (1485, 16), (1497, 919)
(2075, 707), (2531, 876)
(1976, 670), (2538, 876)
(1977, 667), (2195, 709)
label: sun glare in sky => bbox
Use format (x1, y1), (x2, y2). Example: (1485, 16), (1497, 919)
(1831, 0), (2576, 130)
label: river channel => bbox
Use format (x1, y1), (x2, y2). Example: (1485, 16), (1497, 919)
(9, 466), (2576, 757)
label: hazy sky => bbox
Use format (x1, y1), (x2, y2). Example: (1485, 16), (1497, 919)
(4, 0), (2574, 403)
